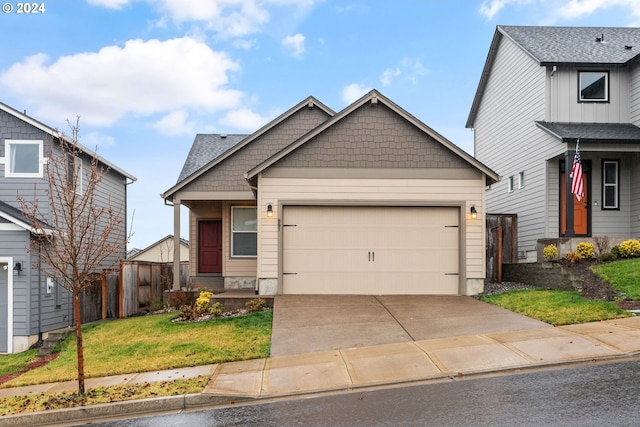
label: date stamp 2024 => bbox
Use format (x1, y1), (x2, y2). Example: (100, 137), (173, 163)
(2, 2), (46, 14)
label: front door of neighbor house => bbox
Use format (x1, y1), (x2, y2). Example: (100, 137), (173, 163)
(560, 161), (590, 236)
(0, 262), (8, 353)
(198, 221), (222, 273)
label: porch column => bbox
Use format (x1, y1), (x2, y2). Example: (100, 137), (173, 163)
(565, 150), (576, 237)
(172, 202), (181, 290)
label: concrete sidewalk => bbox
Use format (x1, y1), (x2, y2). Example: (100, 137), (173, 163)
(2, 316), (640, 426)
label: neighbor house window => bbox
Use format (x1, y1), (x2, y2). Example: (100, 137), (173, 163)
(231, 207), (257, 257)
(602, 160), (619, 209)
(5, 140), (44, 177)
(579, 71), (609, 102)
(508, 176), (514, 192)
(518, 171), (525, 189)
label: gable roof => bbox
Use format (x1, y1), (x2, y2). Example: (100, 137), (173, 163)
(246, 90), (499, 186)
(162, 96), (335, 200)
(0, 199), (53, 234)
(0, 102), (136, 181)
(466, 25), (640, 128)
(127, 234), (189, 260)
(177, 134), (248, 183)
(536, 121), (640, 144)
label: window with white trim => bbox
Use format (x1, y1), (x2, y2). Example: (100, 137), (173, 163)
(579, 71), (608, 102)
(602, 160), (619, 209)
(4, 140), (44, 177)
(508, 176), (514, 192)
(231, 207), (257, 257)
(518, 171), (525, 189)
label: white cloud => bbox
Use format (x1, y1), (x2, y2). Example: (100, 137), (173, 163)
(233, 39), (257, 50)
(380, 67), (400, 86)
(220, 108), (269, 131)
(341, 83), (371, 104)
(480, 0), (640, 21)
(87, 0), (131, 9)
(153, 110), (197, 136)
(82, 131), (116, 149)
(0, 37), (243, 127)
(282, 33), (306, 57)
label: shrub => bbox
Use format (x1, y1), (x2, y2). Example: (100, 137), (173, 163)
(169, 291), (187, 310)
(245, 298), (266, 313)
(543, 244), (559, 261)
(612, 245), (621, 258)
(209, 302), (224, 317)
(599, 252), (617, 262)
(617, 239), (640, 258)
(576, 242), (595, 259)
(564, 251), (582, 264)
(593, 236), (611, 257)
(194, 290), (214, 316)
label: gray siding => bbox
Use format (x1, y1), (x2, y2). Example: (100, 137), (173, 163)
(631, 64), (640, 126)
(631, 153), (640, 236)
(474, 35), (557, 253)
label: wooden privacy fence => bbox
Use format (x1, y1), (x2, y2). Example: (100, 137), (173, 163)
(486, 214), (517, 283)
(79, 270), (120, 324)
(119, 260), (188, 318)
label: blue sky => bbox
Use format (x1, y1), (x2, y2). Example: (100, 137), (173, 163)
(2, 0), (640, 250)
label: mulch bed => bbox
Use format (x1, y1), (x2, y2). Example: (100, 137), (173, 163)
(0, 353), (59, 387)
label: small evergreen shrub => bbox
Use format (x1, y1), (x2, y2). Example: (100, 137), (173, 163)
(209, 302), (224, 317)
(599, 252), (617, 262)
(245, 298), (267, 313)
(543, 244), (559, 261)
(576, 242), (595, 259)
(564, 251), (582, 264)
(195, 290), (214, 316)
(618, 239), (640, 258)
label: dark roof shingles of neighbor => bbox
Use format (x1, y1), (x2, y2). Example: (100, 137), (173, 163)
(499, 25), (640, 65)
(536, 121), (640, 142)
(0, 199), (53, 229)
(176, 134), (248, 183)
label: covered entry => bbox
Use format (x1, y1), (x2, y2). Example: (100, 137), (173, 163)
(282, 206), (460, 295)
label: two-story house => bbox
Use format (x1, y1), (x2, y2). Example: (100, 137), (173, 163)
(467, 26), (640, 262)
(0, 102), (135, 353)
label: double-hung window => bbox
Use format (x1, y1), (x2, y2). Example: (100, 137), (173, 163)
(579, 71), (609, 102)
(70, 156), (83, 195)
(602, 160), (619, 209)
(5, 140), (44, 177)
(231, 207), (257, 257)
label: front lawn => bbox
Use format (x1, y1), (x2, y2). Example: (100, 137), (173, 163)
(480, 289), (629, 326)
(0, 310), (272, 388)
(592, 258), (640, 300)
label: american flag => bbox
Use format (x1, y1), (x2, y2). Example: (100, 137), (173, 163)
(571, 140), (584, 202)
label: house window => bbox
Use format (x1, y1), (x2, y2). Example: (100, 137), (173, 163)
(518, 171), (525, 189)
(508, 176), (514, 192)
(231, 207), (257, 257)
(70, 156), (82, 195)
(579, 71), (608, 102)
(602, 160), (619, 209)
(4, 140), (44, 177)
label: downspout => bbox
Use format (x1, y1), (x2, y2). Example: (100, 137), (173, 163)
(37, 247), (42, 343)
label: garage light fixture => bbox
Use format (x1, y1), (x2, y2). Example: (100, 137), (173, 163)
(470, 205), (478, 219)
(267, 203), (273, 218)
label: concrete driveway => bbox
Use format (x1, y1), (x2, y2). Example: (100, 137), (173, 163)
(270, 295), (551, 356)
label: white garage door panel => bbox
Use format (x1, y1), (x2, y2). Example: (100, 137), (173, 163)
(282, 206), (459, 295)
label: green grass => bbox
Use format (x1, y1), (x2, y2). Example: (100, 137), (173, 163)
(592, 258), (640, 300)
(1, 310), (272, 387)
(480, 289), (629, 326)
(0, 349), (39, 376)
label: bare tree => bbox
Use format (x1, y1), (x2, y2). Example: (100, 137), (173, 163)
(18, 118), (128, 394)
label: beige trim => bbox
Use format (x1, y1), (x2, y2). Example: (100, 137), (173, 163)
(263, 167), (482, 180)
(171, 191), (255, 204)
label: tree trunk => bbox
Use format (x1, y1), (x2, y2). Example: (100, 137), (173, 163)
(74, 291), (85, 395)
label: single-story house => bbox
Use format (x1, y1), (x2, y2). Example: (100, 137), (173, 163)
(127, 235), (189, 263)
(162, 90), (498, 296)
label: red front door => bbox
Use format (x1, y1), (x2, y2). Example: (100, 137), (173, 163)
(560, 172), (588, 236)
(198, 221), (222, 273)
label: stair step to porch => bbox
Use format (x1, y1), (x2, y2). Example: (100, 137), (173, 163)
(38, 329), (73, 357)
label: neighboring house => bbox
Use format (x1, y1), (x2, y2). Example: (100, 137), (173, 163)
(127, 235), (189, 262)
(467, 26), (640, 262)
(0, 102), (136, 353)
(162, 90), (498, 296)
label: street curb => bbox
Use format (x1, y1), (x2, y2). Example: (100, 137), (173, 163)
(0, 393), (253, 427)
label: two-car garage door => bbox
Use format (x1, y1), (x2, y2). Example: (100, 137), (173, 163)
(282, 206), (460, 295)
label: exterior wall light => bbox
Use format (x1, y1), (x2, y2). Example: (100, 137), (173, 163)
(267, 204), (273, 218)
(14, 262), (22, 275)
(470, 205), (478, 219)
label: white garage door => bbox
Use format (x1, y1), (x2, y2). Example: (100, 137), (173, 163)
(282, 206), (459, 295)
